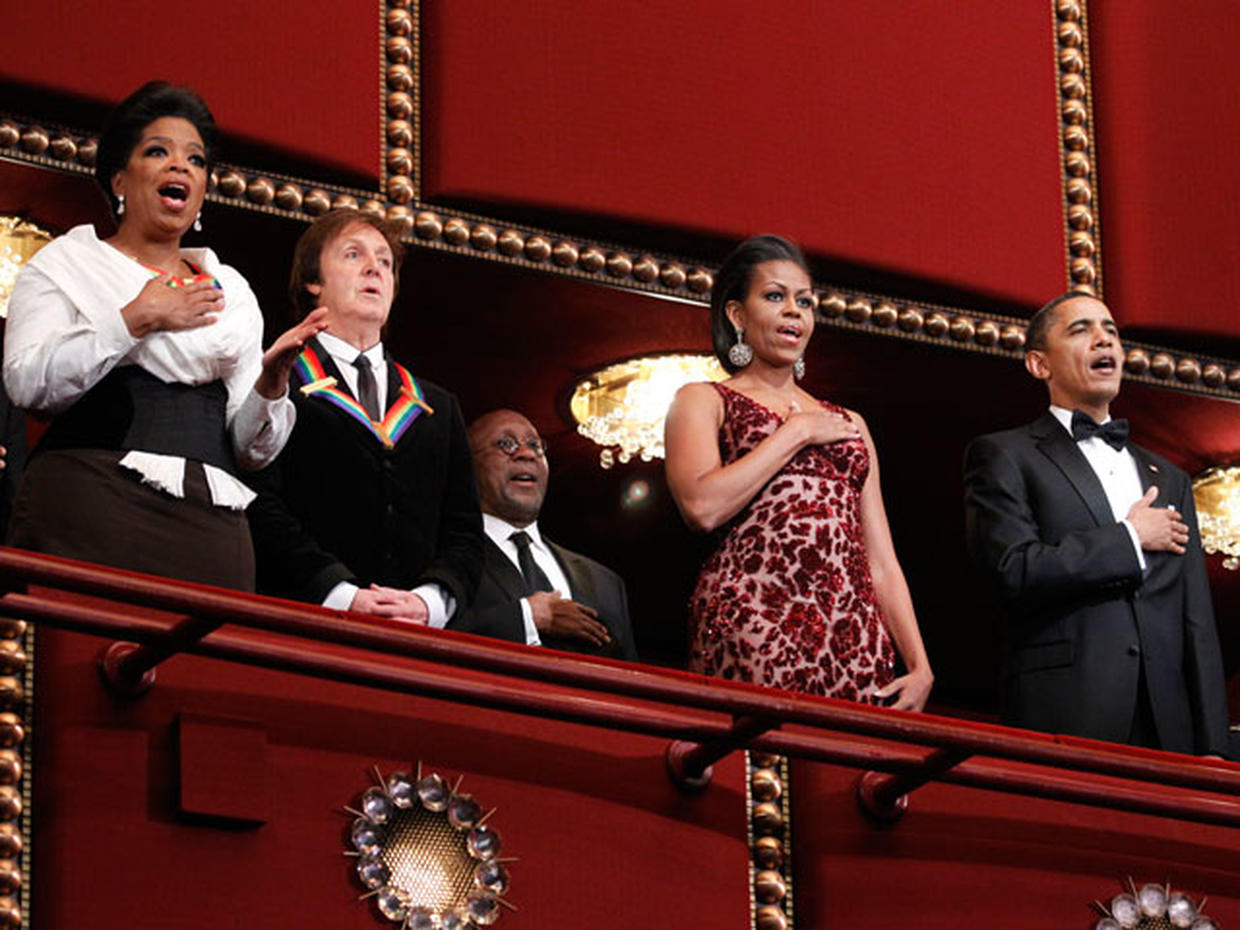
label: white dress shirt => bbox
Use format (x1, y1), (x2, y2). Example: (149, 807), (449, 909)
(3, 224), (294, 510)
(483, 513), (574, 647)
(1049, 405), (1147, 570)
(315, 332), (453, 625)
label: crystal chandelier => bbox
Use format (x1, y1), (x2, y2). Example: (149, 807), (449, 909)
(569, 353), (727, 468)
(1192, 465), (1240, 569)
(0, 217), (53, 318)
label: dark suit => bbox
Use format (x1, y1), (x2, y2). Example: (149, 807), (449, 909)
(449, 533), (638, 661)
(246, 339), (483, 609)
(964, 411), (1229, 756)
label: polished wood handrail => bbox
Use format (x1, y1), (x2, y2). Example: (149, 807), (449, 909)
(0, 546), (1236, 827)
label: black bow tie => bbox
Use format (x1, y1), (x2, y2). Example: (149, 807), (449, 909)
(1070, 410), (1129, 451)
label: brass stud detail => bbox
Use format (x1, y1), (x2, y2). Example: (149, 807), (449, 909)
(751, 801), (783, 834)
(217, 171), (246, 198)
(414, 211), (443, 240)
(1203, 363), (1226, 388)
(0, 827), (19, 860)
(1000, 325), (1026, 350)
(76, 138), (97, 166)
(386, 36), (413, 64)
(0, 753), (17, 787)
(1060, 73), (1087, 99)
(443, 218), (470, 246)
(1125, 349), (1150, 374)
(0, 788), (19, 822)
(1227, 368), (1240, 392)
(0, 624), (22, 641)
(387, 64), (414, 92)
(497, 229), (524, 257)
(1062, 98), (1088, 126)
(524, 235), (552, 263)
(303, 189), (332, 216)
(872, 302), (898, 327)
(751, 768), (782, 802)
(897, 307), (924, 332)
(18, 127), (49, 155)
(385, 206), (413, 236)
(605, 251), (634, 278)
(552, 240), (579, 267)
(0, 123), (18, 148)
(755, 904), (788, 930)
(1058, 20), (1083, 46)
(245, 177), (275, 205)
(0, 649), (24, 677)
(753, 836), (784, 869)
(1067, 204), (1094, 230)
(845, 298), (873, 324)
(361, 200), (387, 219)
(975, 320), (1000, 346)
(950, 316), (976, 341)
(754, 870), (787, 905)
(470, 224), (498, 251)
(0, 717), (20, 751)
(1065, 151), (1092, 177)
(1069, 257), (1097, 284)
(686, 267), (713, 293)
(49, 136), (77, 161)
(819, 293), (847, 318)
(1175, 358), (1202, 383)
(578, 248), (605, 273)
(0, 866), (18, 897)
(632, 255), (659, 283)
(386, 7), (413, 35)
(1063, 125), (1089, 151)
(1066, 178), (1092, 204)
(1069, 231), (1095, 257)
(274, 184), (304, 211)
(387, 147), (413, 175)
(0, 682), (22, 710)
(659, 263), (687, 289)
(330, 195), (359, 212)
(750, 753), (779, 768)
(0, 895), (20, 928)
(387, 119), (414, 148)
(1059, 47), (1085, 74)
(386, 92), (414, 120)
(1057, 0), (1082, 21)
(1150, 353), (1175, 379)
(386, 175), (415, 204)
(925, 312), (950, 337)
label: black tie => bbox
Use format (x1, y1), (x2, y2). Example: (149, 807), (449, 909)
(1071, 410), (1129, 451)
(510, 531), (552, 596)
(353, 354), (381, 422)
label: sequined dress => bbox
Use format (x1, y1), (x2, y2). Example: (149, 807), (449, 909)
(688, 383), (895, 701)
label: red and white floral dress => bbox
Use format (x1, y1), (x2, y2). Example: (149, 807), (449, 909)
(688, 383), (895, 702)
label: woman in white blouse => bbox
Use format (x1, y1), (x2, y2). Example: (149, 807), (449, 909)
(3, 81), (326, 589)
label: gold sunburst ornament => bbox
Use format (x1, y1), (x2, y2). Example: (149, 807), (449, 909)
(1092, 878), (1218, 930)
(345, 764), (513, 929)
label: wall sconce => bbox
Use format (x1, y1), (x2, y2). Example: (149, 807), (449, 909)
(1192, 466), (1240, 569)
(0, 217), (53, 318)
(346, 765), (511, 928)
(569, 353), (726, 468)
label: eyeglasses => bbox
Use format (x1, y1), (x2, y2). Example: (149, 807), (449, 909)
(494, 436), (548, 458)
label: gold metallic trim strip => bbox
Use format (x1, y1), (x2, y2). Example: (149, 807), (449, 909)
(748, 751), (793, 930)
(1054, 0), (1103, 295)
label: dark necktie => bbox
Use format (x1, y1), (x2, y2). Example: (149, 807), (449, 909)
(510, 531), (552, 596)
(353, 353), (381, 422)
(1071, 410), (1129, 451)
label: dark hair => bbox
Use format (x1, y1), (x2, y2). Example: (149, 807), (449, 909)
(1025, 289), (1099, 351)
(289, 210), (407, 318)
(96, 81), (217, 213)
(710, 234), (810, 373)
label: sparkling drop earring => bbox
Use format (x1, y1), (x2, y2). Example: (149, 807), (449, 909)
(728, 326), (754, 368)
(193, 211), (203, 232)
(116, 194), (125, 217)
(794, 357), (806, 381)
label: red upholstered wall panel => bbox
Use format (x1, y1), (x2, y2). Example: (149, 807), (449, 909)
(1090, 0), (1240, 343)
(422, 0), (1067, 305)
(0, 0), (380, 183)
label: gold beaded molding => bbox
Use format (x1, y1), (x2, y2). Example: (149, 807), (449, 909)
(1054, 0), (1103, 296)
(4, 0), (1240, 403)
(747, 752), (794, 930)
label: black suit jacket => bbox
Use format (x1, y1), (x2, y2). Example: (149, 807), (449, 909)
(246, 339), (483, 608)
(963, 411), (1229, 756)
(449, 533), (638, 661)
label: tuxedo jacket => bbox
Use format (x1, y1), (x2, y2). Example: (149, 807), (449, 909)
(448, 535), (638, 661)
(963, 411), (1229, 755)
(246, 339), (483, 608)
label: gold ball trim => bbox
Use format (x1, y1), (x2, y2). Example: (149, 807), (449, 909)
(1067, 204), (1093, 230)
(497, 229), (524, 257)
(387, 119), (413, 148)
(1150, 353), (1175, 378)
(632, 255), (659, 283)
(470, 224), (498, 251)
(605, 251), (633, 278)
(751, 801), (783, 834)
(1176, 358), (1202, 383)
(1124, 349), (1150, 375)
(1227, 368), (1240, 391)
(1063, 125), (1090, 151)
(216, 171), (246, 198)
(386, 8), (413, 35)
(385, 206), (413, 236)
(0, 648), (24, 677)
(925, 312), (950, 337)
(414, 211), (443, 240)
(361, 200), (387, 219)
(330, 194), (359, 212)
(1062, 99), (1088, 126)
(755, 904), (788, 930)
(386, 176), (414, 204)
(0, 752), (18, 785)
(18, 127), (48, 155)
(386, 36), (413, 64)
(751, 768), (782, 802)
(552, 240), (579, 267)
(1066, 178), (1092, 204)
(950, 316), (976, 341)
(386, 92), (414, 120)
(524, 235), (552, 262)
(387, 147), (413, 175)
(0, 123), (19, 148)
(1069, 257), (1097, 284)
(1001, 325), (1026, 350)
(819, 293), (846, 318)
(1203, 364), (1226, 387)
(1059, 47), (1085, 74)
(304, 189), (332, 216)
(0, 867), (18, 897)
(1069, 231), (1095, 257)
(76, 138), (97, 166)
(443, 218), (470, 246)
(1058, 21), (1083, 46)
(1057, 0), (1082, 21)
(578, 248), (605, 273)
(49, 136), (77, 161)
(387, 64), (414, 92)
(659, 263), (687, 289)
(0, 827), (20, 860)
(274, 184), (304, 211)
(754, 870), (787, 905)
(753, 835), (784, 869)
(245, 177), (275, 206)
(975, 320), (1000, 346)
(1060, 73), (1086, 100)
(845, 298), (872, 324)
(0, 788), (19, 822)
(897, 307), (924, 332)
(686, 267), (713, 293)
(1065, 151), (1092, 177)
(872, 302), (898, 328)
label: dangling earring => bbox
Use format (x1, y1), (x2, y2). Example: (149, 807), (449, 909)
(193, 211), (203, 232)
(116, 194), (125, 217)
(728, 326), (754, 368)
(794, 357), (806, 381)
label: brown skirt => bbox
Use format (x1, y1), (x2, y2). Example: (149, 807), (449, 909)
(7, 449), (255, 592)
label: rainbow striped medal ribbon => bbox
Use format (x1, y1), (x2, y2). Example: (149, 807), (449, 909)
(293, 345), (433, 447)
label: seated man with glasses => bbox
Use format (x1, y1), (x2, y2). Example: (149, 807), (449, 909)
(450, 408), (637, 660)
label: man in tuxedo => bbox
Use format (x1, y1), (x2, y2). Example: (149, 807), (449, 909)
(964, 292), (1229, 755)
(449, 408), (638, 660)
(246, 210), (482, 624)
